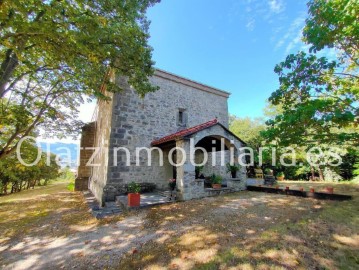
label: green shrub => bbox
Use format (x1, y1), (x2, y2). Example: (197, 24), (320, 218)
(226, 163), (240, 173)
(210, 174), (222, 184)
(323, 167), (343, 182)
(127, 182), (141, 193)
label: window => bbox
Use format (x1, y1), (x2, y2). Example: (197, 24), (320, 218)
(178, 111), (183, 124)
(178, 109), (187, 126)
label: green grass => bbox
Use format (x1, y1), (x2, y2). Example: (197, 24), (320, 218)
(1, 180), (358, 269)
(67, 180), (75, 191)
(117, 181), (359, 269)
(0, 179), (97, 241)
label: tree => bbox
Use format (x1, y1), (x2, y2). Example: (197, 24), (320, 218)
(229, 116), (266, 149)
(265, 52), (358, 146)
(303, 0), (359, 68)
(0, 0), (160, 159)
(229, 116), (272, 170)
(0, 140), (60, 194)
(265, 0), (359, 147)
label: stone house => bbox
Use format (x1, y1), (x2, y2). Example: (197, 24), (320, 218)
(75, 69), (247, 206)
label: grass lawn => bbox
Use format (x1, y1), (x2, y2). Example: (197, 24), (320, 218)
(0, 180), (358, 269)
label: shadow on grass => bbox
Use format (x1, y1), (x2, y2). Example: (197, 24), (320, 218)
(117, 188), (359, 269)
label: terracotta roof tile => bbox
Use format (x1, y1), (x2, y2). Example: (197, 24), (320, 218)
(151, 119), (218, 146)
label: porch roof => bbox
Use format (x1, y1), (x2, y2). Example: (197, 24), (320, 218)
(151, 119), (246, 146)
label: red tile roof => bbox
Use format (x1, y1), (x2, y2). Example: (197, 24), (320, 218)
(151, 119), (219, 146)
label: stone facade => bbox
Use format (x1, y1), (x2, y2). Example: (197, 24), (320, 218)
(89, 94), (114, 205)
(75, 122), (96, 191)
(81, 69), (247, 205)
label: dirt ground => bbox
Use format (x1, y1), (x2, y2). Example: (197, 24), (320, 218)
(0, 180), (358, 270)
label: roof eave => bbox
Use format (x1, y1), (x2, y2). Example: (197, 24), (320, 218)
(154, 68), (231, 98)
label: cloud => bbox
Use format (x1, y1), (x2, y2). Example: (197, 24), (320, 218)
(246, 18), (255, 31)
(285, 28), (303, 54)
(274, 12), (306, 53)
(268, 0), (285, 14)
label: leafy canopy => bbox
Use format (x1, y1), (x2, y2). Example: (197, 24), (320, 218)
(0, 0), (160, 159)
(0, 0), (160, 98)
(264, 0), (359, 147)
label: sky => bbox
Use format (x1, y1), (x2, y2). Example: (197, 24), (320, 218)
(39, 0), (313, 144)
(146, 0), (310, 118)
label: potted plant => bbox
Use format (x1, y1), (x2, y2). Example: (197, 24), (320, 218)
(195, 165), (204, 179)
(276, 172), (285, 181)
(226, 163), (240, 178)
(168, 178), (176, 191)
(265, 168), (273, 176)
(127, 182), (141, 207)
(211, 174), (222, 189)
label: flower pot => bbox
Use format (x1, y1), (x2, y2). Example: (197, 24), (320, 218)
(310, 188), (315, 193)
(128, 193), (140, 207)
(231, 171), (237, 178)
(326, 187), (334, 194)
(285, 186), (289, 190)
(299, 187), (304, 192)
(212, 184), (221, 189)
(277, 176), (284, 181)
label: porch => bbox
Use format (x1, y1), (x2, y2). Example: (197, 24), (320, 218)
(151, 119), (248, 201)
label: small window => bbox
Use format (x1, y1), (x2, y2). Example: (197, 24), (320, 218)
(179, 111), (184, 124)
(178, 109), (187, 126)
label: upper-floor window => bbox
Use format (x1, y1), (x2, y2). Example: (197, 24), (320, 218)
(179, 111), (184, 124)
(177, 108), (187, 127)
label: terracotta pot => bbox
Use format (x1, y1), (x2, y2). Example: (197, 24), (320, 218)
(285, 186), (289, 190)
(277, 176), (285, 181)
(326, 187), (334, 194)
(128, 193), (140, 207)
(310, 188), (315, 193)
(212, 184), (221, 189)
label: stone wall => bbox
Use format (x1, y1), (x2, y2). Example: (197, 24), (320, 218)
(89, 94), (114, 206)
(104, 71), (230, 199)
(227, 178), (247, 191)
(75, 122), (96, 191)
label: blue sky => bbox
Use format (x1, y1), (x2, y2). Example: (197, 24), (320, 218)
(147, 0), (309, 118)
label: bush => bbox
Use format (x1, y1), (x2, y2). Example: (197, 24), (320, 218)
(127, 182), (141, 193)
(323, 167), (343, 182)
(226, 163), (240, 173)
(210, 174), (222, 184)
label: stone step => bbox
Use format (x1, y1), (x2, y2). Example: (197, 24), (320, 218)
(115, 195), (128, 210)
(116, 192), (173, 211)
(157, 190), (176, 198)
(204, 187), (235, 197)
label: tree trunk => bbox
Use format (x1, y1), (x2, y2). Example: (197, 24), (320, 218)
(0, 49), (18, 98)
(318, 167), (324, 181)
(310, 166), (315, 181)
